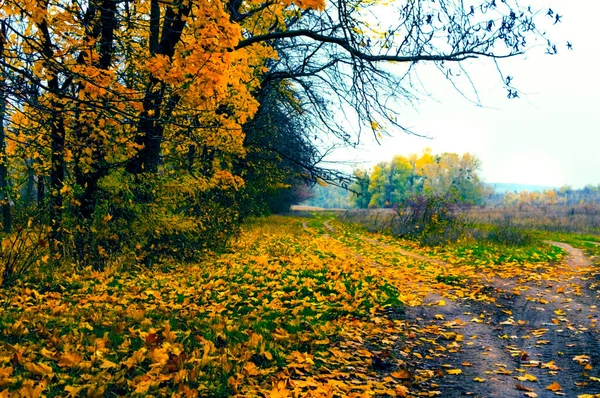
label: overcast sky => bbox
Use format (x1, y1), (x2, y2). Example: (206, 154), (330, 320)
(327, 0), (599, 189)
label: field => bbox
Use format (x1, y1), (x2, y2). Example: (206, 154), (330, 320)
(1, 209), (600, 397)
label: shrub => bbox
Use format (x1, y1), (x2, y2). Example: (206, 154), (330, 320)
(0, 215), (51, 287)
(66, 171), (241, 269)
(391, 194), (467, 245)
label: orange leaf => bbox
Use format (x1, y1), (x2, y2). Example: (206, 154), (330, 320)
(516, 384), (534, 392)
(546, 382), (562, 392)
(391, 369), (412, 380)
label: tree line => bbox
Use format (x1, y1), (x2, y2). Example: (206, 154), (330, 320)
(305, 150), (489, 209)
(489, 185), (600, 208)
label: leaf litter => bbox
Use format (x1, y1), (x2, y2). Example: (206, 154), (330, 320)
(0, 215), (599, 397)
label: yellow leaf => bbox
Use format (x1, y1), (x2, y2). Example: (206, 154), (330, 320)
(516, 373), (538, 382)
(395, 385), (409, 397)
(270, 380), (290, 398)
(546, 382), (562, 392)
(244, 361), (260, 376)
(65, 385), (84, 398)
(574, 355), (591, 364)
(149, 347), (169, 365)
(24, 362), (53, 377)
(391, 369), (412, 380)
(100, 359), (118, 369)
(446, 369), (462, 375)
(473, 377), (486, 382)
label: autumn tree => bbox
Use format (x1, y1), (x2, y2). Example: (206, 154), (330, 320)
(348, 169), (372, 209)
(421, 153), (486, 205)
(368, 156), (412, 208)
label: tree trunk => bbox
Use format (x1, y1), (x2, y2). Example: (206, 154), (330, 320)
(0, 21), (12, 233)
(125, 2), (189, 175)
(49, 112), (65, 246)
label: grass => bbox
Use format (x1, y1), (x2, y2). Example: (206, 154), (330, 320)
(337, 210), (564, 267)
(0, 215), (413, 397)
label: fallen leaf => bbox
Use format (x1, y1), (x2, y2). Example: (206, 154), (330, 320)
(516, 373), (538, 382)
(391, 369), (412, 380)
(546, 382), (562, 392)
(23, 362), (53, 378)
(516, 383), (534, 391)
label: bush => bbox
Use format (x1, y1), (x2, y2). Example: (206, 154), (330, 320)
(391, 194), (467, 245)
(66, 171), (241, 269)
(0, 214), (51, 287)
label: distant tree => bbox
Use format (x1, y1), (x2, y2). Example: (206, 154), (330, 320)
(368, 156), (412, 208)
(421, 153), (486, 205)
(348, 169), (372, 209)
(357, 151), (485, 209)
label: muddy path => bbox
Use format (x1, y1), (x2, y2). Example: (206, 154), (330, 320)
(404, 241), (600, 397)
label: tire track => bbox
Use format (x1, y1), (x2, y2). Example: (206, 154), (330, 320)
(407, 241), (600, 397)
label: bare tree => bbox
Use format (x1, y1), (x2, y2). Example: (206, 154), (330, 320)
(237, 0), (562, 146)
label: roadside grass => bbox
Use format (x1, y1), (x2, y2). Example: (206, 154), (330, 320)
(331, 213), (563, 268)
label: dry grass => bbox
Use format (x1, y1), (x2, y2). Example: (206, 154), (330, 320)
(338, 209), (398, 233)
(469, 204), (600, 235)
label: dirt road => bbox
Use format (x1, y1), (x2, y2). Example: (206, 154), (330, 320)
(404, 241), (600, 397)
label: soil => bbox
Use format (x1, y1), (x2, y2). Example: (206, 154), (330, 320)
(403, 241), (600, 397)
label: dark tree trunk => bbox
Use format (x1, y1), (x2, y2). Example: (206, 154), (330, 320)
(48, 112), (65, 245)
(37, 19), (66, 247)
(0, 21), (11, 233)
(125, 2), (189, 175)
(126, 80), (164, 174)
(37, 175), (45, 209)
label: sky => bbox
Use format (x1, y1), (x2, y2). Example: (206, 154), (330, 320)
(326, 0), (600, 189)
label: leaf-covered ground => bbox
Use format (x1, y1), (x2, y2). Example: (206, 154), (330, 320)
(1, 214), (599, 397)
